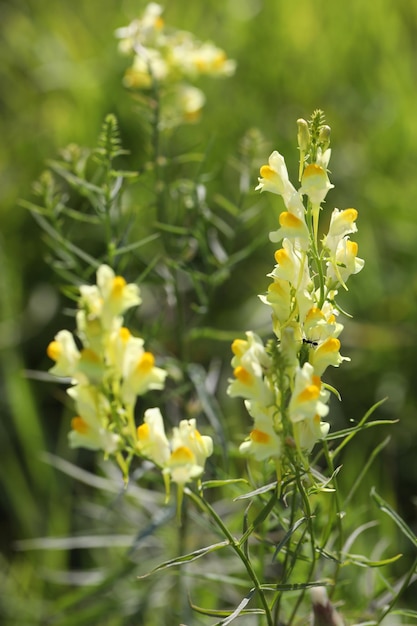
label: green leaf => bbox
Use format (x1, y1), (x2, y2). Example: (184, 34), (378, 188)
(272, 517), (307, 561)
(391, 608), (417, 618)
(213, 193), (240, 216)
(341, 551), (403, 568)
(47, 161), (105, 196)
(261, 580), (332, 592)
(137, 540), (229, 578)
(343, 436), (391, 506)
(189, 598), (263, 620)
(234, 481), (277, 500)
(371, 488), (417, 548)
(201, 479), (249, 489)
(218, 589), (256, 625)
(114, 233), (160, 255)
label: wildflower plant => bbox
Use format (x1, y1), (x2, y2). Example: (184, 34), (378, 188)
(228, 110), (364, 480)
(46, 263), (213, 507)
(22, 5), (417, 625)
(116, 2), (236, 127)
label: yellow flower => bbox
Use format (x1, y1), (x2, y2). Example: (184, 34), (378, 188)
(326, 238), (365, 287)
(239, 402), (282, 462)
(289, 363), (329, 423)
(269, 211), (310, 248)
(171, 419), (213, 467)
(121, 342), (166, 406)
(164, 446), (204, 485)
(46, 330), (80, 379)
(228, 332), (274, 405)
(309, 337), (349, 376)
(324, 208), (358, 254)
(67, 385), (120, 453)
(299, 163), (334, 206)
(258, 279), (292, 327)
(137, 407), (170, 467)
(256, 151), (298, 204)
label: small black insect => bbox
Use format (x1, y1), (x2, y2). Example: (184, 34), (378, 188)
(302, 338), (318, 347)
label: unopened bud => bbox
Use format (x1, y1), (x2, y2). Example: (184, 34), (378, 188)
(297, 118), (310, 153)
(319, 125), (331, 151)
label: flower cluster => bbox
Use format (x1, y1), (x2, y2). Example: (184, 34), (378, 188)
(228, 111), (364, 472)
(47, 265), (212, 490)
(115, 2), (236, 125)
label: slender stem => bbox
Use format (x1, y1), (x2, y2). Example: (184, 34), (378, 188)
(287, 463), (316, 625)
(305, 198), (326, 309)
(272, 484), (297, 623)
(321, 440), (343, 590)
(185, 489), (274, 626)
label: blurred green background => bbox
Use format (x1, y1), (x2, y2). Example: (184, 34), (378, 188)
(2, 0), (417, 622)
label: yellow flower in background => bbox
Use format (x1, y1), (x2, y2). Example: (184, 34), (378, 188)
(115, 3), (235, 126)
(163, 446), (203, 489)
(47, 264), (167, 474)
(121, 345), (167, 406)
(115, 2), (165, 54)
(171, 419), (213, 468)
(96, 264), (142, 328)
(67, 385), (120, 454)
(137, 407), (170, 467)
(46, 330), (80, 379)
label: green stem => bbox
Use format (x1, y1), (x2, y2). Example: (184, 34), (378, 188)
(287, 462), (316, 625)
(272, 484), (298, 623)
(321, 440), (343, 590)
(305, 198), (326, 308)
(185, 489), (274, 626)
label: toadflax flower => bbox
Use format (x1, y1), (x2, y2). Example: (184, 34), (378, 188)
(228, 110), (364, 475)
(136, 407), (170, 467)
(115, 3), (235, 126)
(46, 264), (167, 479)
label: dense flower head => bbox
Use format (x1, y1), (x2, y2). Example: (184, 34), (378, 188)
(47, 264), (212, 490)
(228, 111), (364, 475)
(115, 3), (236, 125)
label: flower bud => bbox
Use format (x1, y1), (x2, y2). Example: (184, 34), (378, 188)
(297, 118), (310, 153)
(319, 124), (331, 151)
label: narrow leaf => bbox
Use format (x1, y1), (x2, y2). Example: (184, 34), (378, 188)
(235, 481), (277, 500)
(201, 479), (249, 489)
(261, 580), (331, 592)
(220, 589), (256, 625)
(137, 541), (229, 578)
(371, 488), (417, 548)
(273, 517), (307, 561)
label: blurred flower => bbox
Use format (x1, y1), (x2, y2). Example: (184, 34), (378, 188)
(47, 264), (166, 475)
(115, 3), (235, 125)
(46, 329), (80, 379)
(67, 385), (120, 454)
(137, 407), (170, 467)
(239, 402), (282, 461)
(171, 418), (213, 468)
